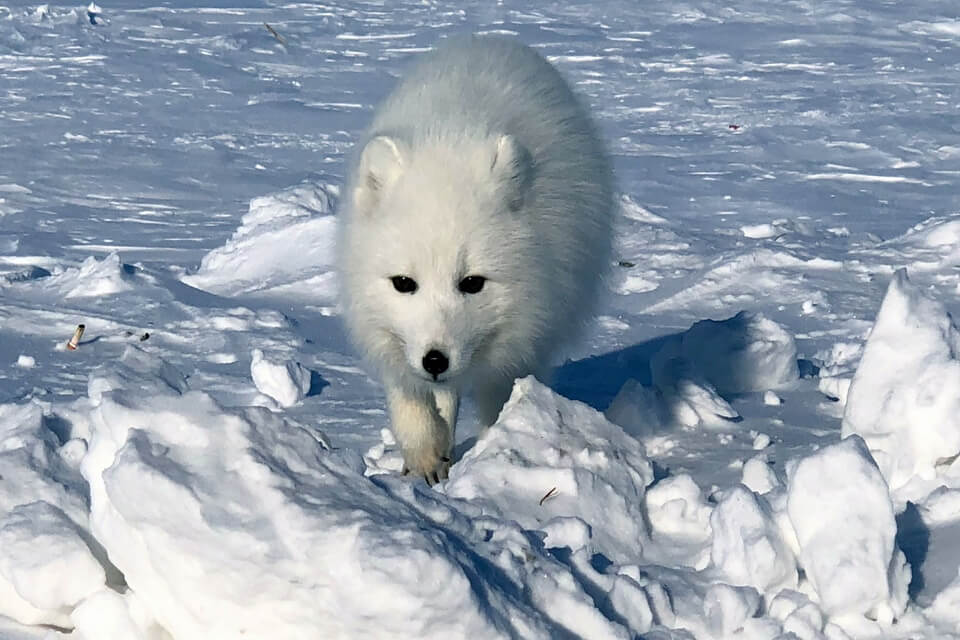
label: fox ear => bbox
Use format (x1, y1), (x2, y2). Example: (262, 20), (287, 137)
(490, 134), (532, 211)
(353, 135), (406, 212)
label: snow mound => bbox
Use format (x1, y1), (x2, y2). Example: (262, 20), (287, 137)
(880, 215), (960, 276)
(3, 349), (949, 639)
(909, 218), (960, 248)
(842, 268), (960, 492)
(0, 402), (90, 534)
(607, 311), (797, 433)
(88, 345), (188, 406)
(786, 435), (910, 623)
(249, 348), (310, 407)
(656, 311), (799, 395)
(182, 183), (338, 303)
(445, 376), (655, 564)
(0, 501), (105, 628)
(0, 402), (102, 629)
(79, 357), (640, 639)
(46, 253), (134, 299)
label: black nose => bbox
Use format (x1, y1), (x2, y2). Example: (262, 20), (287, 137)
(422, 350), (449, 378)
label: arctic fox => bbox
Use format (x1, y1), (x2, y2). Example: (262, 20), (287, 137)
(337, 36), (614, 482)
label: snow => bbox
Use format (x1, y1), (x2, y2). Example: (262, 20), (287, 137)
(741, 455), (780, 495)
(786, 436), (910, 624)
(46, 253), (135, 300)
(1, 0), (960, 638)
(606, 311), (795, 433)
(181, 183), (339, 306)
(249, 348), (310, 407)
(752, 432), (772, 450)
(841, 269), (960, 495)
(710, 485), (796, 595)
(652, 311), (799, 397)
(0, 501), (106, 628)
(444, 377), (655, 566)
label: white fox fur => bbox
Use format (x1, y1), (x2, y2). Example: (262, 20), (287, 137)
(337, 35), (614, 481)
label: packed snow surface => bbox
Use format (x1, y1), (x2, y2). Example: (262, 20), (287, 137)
(2, 0), (960, 638)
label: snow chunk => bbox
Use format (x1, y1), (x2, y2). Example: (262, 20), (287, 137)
(709, 485), (797, 594)
(445, 377), (655, 564)
(752, 432), (771, 449)
(250, 349), (310, 408)
(182, 183), (338, 303)
(768, 590), (826, 639)
(15, 355), (34, 368)
(654, 311), (798, 394)
(741, 456), (780, 495)
(703, 583), (760, 637)
(740, 223), (778, 239)
(786, 436), (909, 623)
(841, 268), (960, 491)
(818, 376), (851, 404)
(46, 253), (133, 299)
(762, 391), (781, 406)
(541, 516), (592, 551)
(0, 502), (105, 628)
(645, 474), (712, 546)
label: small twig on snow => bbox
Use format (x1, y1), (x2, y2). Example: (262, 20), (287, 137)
(264, 23), (287, 46)
(539, 487), (558, 506)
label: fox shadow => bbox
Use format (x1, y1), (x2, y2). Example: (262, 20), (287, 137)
(551, 332), (682, 412)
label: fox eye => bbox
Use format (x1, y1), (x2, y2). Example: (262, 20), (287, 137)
(391, 276), (418, 294)
(458, 275), (486, 294)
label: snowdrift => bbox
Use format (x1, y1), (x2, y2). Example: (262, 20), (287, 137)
(181, 183), (339, 305)
(4, 265), (960, 639)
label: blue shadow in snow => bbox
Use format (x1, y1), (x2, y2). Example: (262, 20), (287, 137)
(307, 370), (330, 397)
(896, 501), (929, 599)
(551, 332), (682, 411)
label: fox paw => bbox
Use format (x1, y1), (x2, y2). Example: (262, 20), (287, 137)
(401, 452), (451, 486)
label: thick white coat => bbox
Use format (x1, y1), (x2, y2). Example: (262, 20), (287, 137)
(337, 36), (614, 479)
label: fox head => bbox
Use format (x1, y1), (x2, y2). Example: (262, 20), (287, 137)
(338, 133), (546, 388)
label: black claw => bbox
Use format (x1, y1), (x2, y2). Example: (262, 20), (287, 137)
(402, 467), (410, 476)
(440, 456), (450, 463)
(431, 471), (440, 485)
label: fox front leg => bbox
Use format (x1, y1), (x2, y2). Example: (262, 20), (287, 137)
(387, 384), (457, 484)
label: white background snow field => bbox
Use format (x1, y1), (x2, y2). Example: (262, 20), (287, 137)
(1, 1), (960, 638)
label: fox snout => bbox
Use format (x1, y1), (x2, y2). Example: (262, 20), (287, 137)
(422, 349), (449, 380)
